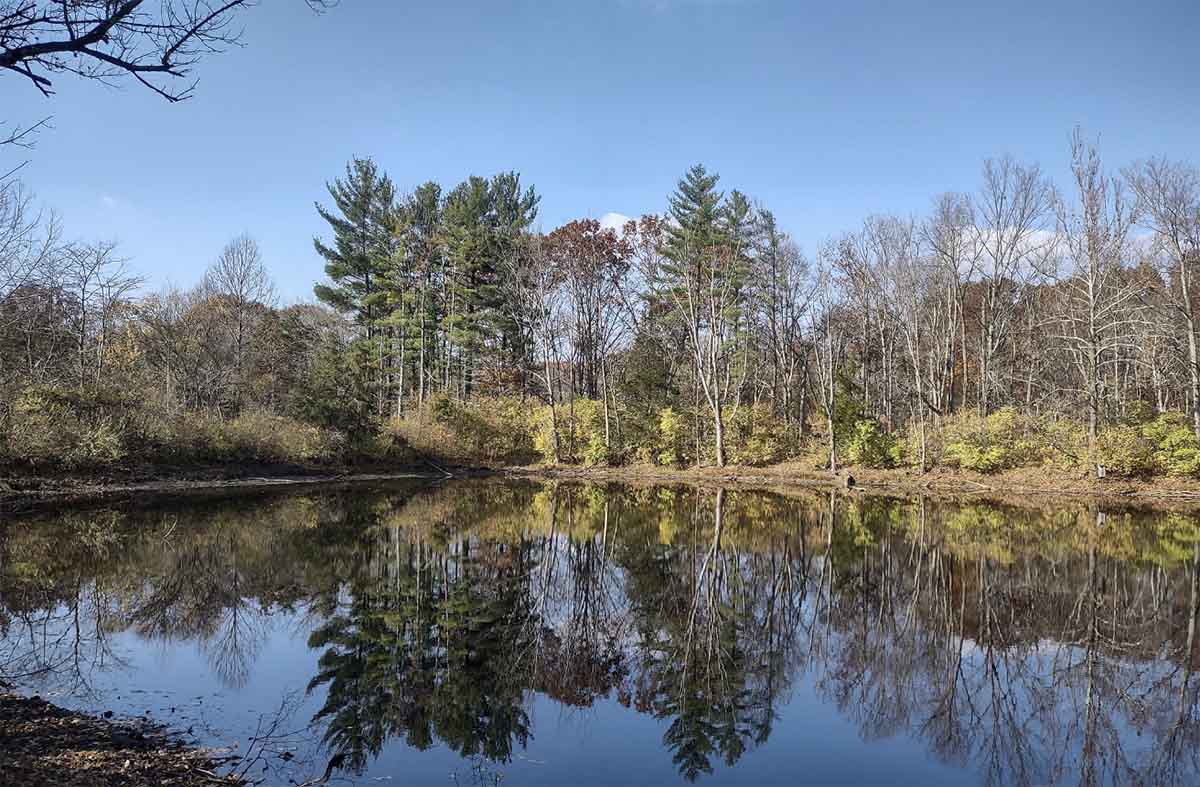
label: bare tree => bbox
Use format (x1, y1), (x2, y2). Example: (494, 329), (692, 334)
(59, 240), (142, 388)
(0, 179), (60, 313)
(1042, 130), (1141, 475)
(810, 258), (849, 472)
(971, 157), (1054, 414)
(204, 234), (275, 410)
(863, 216), (934, 470)
(1, 0), (334, 102)
(0, 180), (65, 393)
(922, 192), (976, 414)
(1126, 158), (1200, 440)
(497, 233), (566, 462)
(752, 208), (814, 427)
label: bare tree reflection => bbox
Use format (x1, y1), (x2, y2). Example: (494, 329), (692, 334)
(6, 484), (1200, 786)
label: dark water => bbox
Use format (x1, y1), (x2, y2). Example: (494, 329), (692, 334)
(3, 480), (1200, 786)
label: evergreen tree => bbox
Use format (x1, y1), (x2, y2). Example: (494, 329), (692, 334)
(391, 181), (443, 409)
(440, 172), (540, 396)
(657, 165), (750, 467)
(313, 158), (397, 333)
(313, 157), (398, 414)
(442, 176), (494, 396)
(665, 164), (724, 263)
(488, 172), (541, 379)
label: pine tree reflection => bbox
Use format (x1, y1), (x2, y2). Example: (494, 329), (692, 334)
(6, 484), (1200, 785)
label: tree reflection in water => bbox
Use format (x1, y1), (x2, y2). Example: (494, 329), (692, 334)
(3, 480), (1200, 785)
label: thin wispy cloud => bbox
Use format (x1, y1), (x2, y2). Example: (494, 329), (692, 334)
(617, 0), (754, 13)
(599, 211), (630, 232)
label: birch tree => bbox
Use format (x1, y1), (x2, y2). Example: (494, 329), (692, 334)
(1126, 159), (1200, 439)
(810, 258), (849, 472)
(1044, 131), (1141, 475)
(971, 157), (1053, 414)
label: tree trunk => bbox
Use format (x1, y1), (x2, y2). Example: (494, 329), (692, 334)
(1183, 265), (1200, 442)
(827, 339), (838, 472)
(396, 327), (406, 417)
(713, 396), (726, 468)
(417, 293), (427, 408)
(600, 359), (612, 463)
(544, 348), (560, 463)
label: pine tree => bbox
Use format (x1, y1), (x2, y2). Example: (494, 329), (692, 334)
(313, 157), (397, 334)
(313, 157), (397, 414)
(442, 176), (493, 396)
(488, 171), (541, 383)
(665, 164), (723, 263)
(440, 172), (540, 396)
(658, 164), (750, 467)
(397, 181), (443, 408)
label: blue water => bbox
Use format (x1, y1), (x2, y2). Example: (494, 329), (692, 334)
(2, 480), (1196, 786)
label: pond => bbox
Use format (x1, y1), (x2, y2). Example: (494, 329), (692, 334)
(3, 479), (1200, 785)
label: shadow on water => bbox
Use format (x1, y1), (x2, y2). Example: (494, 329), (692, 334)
(3, 479), (1200, 785)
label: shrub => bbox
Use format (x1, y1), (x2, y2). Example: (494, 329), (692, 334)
(795, 437), (835, 470)
(617, 404), (693, 467)
(1, 386), (129, 469)
(940, 408), (1041, 473)
(726, 404), (797, 466)
(70, 418), (126, 467)
(533, 398), (609, 465)
(168, 411), (339, 464)
(421, 395), (536, 464)
(1120, 400), (1158, 427)
(1039, 417), (1088, 471)
(3, 388), (57, 464)
(845, 418), (900, 468)
(656, 406), (688, 467)
(0, 381), (398, 471)
(1095, 424), (1156, 477)
(1143, 413), (1200, 477)
(223, 411), (332, 463)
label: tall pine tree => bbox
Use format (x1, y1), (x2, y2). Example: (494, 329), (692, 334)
(658, 164), (751, 467)
(313, 157), (397, 414)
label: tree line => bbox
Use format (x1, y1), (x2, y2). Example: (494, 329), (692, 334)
(308, 130), (1200, 476)
(2, 128), (1200, 476)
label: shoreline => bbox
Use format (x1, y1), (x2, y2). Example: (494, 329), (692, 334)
(0, 464), (448, 513)
(5, 459), (1200, 512)
(0, 691), (243, 786)
(486, 463), (1200, 497)
(474, 464), (1200, 511)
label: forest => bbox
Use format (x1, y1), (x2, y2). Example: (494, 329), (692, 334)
(3, 128), (1200, 482)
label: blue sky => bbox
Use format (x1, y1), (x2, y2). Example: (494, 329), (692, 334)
(4, 0), (1198, 301)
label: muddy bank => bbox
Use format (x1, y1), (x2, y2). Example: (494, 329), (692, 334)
(0, 461), (448, 512)
(466, 462), (1200, 507)
(6, 458), (1200, 513)
(0, 692), (242, 786)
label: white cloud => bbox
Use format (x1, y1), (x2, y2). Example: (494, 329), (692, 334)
(599, 211), (630, 232)
(98, 193), (138, 215)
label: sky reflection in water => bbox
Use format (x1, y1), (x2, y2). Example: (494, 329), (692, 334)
(3, 480), (1200, 786)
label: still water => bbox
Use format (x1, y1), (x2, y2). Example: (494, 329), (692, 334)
(3, 479), (1200, 785)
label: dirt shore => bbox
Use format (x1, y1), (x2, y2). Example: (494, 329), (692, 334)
(5, 459), (1200, 512)
(0, 460), (449, 512)
(469, 462), (1200, 508)
(0, 692), (242, 786)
